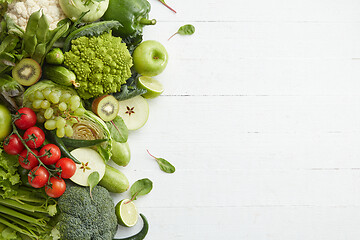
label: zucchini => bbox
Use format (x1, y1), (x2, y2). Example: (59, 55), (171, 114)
(113, 214), (148, 240)
(62, 137), (108, 148)
(49, 131), (81, 164)
(43, 65), (76, 87)
(63, 21), (121, 52)
(99, 164), (129, 193)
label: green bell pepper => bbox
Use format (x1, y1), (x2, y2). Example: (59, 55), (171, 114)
(102, 0), (156, 42)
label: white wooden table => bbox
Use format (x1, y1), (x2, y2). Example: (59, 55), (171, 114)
(112, 0), (360, 239)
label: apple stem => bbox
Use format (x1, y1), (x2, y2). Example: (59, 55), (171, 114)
(139, 18), (157, 25)
(158, 0), (177, 13)
(168, 32), (178, 41)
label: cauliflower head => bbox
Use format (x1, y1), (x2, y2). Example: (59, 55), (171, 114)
(64, 32), (133, 99)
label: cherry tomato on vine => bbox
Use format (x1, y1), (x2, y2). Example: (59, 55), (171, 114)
(23, 126), (45, 149)
(55, 158), (76, 179)
(3, 134), (24, 155)
(39, 144), (61, 165)
(18, 149), (39, 170)
(45, 177), (66, 198)
(28, 166), (49, 188)
(14, 107), (37, 130)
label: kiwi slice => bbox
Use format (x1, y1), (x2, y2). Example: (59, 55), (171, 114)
(12, 58), (42, 86)
(92, 95), (119, 121)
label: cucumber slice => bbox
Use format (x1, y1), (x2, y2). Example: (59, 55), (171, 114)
(117, 96), (149, 131)
(69, 147), (106, 186)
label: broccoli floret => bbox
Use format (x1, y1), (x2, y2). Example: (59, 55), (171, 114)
(64, 32), (133, 99)
(55, 185), (118, 240)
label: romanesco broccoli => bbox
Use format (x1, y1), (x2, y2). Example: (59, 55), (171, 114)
(64, 32), (133, 99)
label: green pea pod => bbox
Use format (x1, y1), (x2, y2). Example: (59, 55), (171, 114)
(36, 13), (50, 44)
(23, 35), (37, 56)
(46, 21), (70, 54)
(32, 43), (46, 64)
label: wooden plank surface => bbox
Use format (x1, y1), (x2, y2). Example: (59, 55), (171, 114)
(112, 0), (360, 239)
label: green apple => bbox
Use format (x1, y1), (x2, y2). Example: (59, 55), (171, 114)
(132, 40), (168, 76)
(111, 141), (131, 167)
(0, 104), (11, 140)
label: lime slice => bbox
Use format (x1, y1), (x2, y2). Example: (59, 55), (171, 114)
(115, 199), (139, 227)
(137, 76), (164, 99)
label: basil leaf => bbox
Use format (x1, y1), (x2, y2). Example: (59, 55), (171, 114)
(178, 24), (195, 35)
(130, 178), (153, 200)
(156, 158), (175, 173)
(105, 116), (128, 143)
(88, 171), (100, 199)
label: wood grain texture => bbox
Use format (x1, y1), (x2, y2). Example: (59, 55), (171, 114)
(111, 0), (360, 239)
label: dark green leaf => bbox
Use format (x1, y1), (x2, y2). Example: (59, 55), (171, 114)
(156, 158), (175, 173)
(130, 178), (153, 200)
(88, 171), (100, 199)
(105, 116), (128, 143)
(178, 24), (195, 36)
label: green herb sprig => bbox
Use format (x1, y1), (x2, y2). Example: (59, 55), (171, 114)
(147, 150), (175, 173)
(168, 24), (195, 40)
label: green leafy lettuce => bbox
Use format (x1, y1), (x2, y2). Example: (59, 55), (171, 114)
(0, 147), (21, 199)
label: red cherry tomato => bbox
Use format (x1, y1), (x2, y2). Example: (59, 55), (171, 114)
(3, 134), (24, 155)
(45, 177), (66, 198)
(14, 107), (37, 130)
(55, 158), (76, 179)
(28, 166), (49, 188)
(23, 126), (45, 149)
(18, 149), (39, 170)
(39, 144), (61, 165)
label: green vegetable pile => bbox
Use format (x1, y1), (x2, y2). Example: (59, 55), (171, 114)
(0, 148), (58, 240)
(0, 0), (189, 239)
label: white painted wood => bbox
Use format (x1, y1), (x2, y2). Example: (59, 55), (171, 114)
(110, 0), (360, 239)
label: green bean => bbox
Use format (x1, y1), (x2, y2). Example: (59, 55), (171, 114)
(23, 35), (37, 56)
(36, 13), (50, 44)
(32, 43), (46, 64)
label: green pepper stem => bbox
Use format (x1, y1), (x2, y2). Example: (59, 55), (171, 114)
(139, 18), (157, 26)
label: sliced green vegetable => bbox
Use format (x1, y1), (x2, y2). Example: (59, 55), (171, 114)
(113, 214), (149, 240)
(62, 137), (108, 148)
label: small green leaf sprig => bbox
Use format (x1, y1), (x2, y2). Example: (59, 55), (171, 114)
(88, 171), (100, 199)
(168, 24), (195, 40)
(147, 150), (175, 173)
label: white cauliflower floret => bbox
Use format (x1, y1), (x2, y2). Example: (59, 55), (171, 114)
(6, 0), (66, 30)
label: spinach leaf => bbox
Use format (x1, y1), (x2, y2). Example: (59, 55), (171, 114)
(88, 171), (100, 199)
(105, 116), (128, 143)
(169, 24), (195, 40)
(130, 178), (153, 200)
(147, 150), (175, 173)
